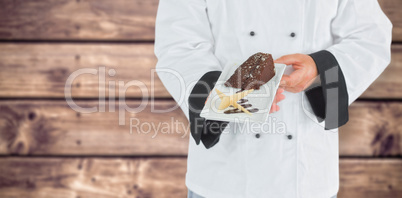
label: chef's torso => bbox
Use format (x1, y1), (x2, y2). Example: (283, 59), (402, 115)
(186, 1), (340, 198)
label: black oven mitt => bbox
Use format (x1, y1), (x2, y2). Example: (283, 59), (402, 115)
(188, 71), (229, 149)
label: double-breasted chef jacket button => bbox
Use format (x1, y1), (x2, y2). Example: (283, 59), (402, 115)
(255, 133), (261, 138)
(250, 31), (255, 36)
(287, 134), (293, 140)
(290, 32), (296, 37)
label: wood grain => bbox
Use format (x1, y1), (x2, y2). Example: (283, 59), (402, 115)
(0, 100), (189, 156)
(0, 157), (400, 198)
(338, 159), (402, 198)
(0, 100), (400, 156)
(0, 0), (400, 41)
(0, 157), (187, 198)
(339, 102), (402, 157)
(0, 43), (171, 98)
(0, 43), (401, 99)
(0, 0), (157, 41)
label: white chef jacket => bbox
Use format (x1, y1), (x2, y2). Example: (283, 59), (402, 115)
(154, 0), (392, 198)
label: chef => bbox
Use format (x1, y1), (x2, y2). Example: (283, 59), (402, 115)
(154, 0), (392, 198)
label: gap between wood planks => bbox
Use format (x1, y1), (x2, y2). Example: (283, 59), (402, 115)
(0, 40), (155, 44)
(0, 155), (400, 159)
(0, 40), (401, 45)
(1, 98), (402, 102)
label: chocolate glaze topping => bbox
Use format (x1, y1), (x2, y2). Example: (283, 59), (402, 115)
(224, 52), (275, 90)
(224, 99), (259, 114)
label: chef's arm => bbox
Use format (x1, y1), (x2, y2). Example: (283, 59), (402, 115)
(306, 0), (392, 130)
(154, 0), (227, 148)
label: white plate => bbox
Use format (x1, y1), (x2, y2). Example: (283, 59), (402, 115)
(200, 63), (286, 123)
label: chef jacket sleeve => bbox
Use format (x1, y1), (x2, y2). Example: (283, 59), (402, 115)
(305, 0), (392, 130)
(154, 0), (228, 148)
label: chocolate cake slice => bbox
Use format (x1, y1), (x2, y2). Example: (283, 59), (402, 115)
(224, 52), (275, 90)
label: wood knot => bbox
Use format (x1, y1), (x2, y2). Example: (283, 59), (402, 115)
(0, 105), (62, 155)
(44, 68), (69, 83)
(28, 112), (36, 121)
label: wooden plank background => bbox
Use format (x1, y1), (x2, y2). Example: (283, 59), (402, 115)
(0, 158), (401, 198)
(0, 0), (401, 42)
(0, 100), (401, 157)
(0, 44), (401, 99)
(0, 0), (401, 197)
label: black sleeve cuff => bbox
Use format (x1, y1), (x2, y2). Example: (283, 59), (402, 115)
(307, 50), (349, 130)
(188, 71), (228, 149)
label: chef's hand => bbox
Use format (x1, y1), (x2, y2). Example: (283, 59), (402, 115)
(204, 88), (285, 114)
(274, 54), (318, 93)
